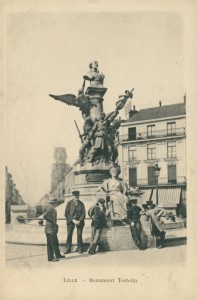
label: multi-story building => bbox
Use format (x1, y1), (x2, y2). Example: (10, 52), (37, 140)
(118, 101), (186, 216)
(5, 166), (26, 223)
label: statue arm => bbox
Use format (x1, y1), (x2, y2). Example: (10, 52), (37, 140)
(96, 179), (108, 193)
(105, 110), (119, 125)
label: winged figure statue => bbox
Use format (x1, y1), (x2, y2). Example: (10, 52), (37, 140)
(49, 90), (96, 119)
(115, 89), (134, 110)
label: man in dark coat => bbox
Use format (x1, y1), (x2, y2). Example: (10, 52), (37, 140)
(64, 190), (86, 254)
(127, 196), (144, 250)
(43, 203), (65, 262)
(88, 198), (108, 255)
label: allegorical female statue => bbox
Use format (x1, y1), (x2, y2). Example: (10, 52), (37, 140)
(97, 164), (129, 224)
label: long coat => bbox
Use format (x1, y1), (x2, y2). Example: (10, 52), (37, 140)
(43, 204), (58, 235)
(91, 205), (108, 229)
(64, 199), (86, 226)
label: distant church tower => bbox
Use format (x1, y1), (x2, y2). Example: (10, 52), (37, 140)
(51, 147), (69, 192)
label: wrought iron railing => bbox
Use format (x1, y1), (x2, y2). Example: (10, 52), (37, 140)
(136, 176), (186, 186)
(119, 127), (185, 142)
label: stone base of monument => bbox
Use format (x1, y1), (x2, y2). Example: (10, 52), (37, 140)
(5, 220), (186, 250)
(64, 163), (110, 213)
(6, 201), (186, 250)
(98, 225), (153, 252)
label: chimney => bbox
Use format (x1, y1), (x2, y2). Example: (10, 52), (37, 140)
(159, 101), (162, 107)
(129, 106), (138, 118)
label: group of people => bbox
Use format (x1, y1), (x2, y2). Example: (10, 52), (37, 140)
(42, 188), (166, 262)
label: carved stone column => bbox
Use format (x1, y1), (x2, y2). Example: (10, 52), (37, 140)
(86, 86), (107, 121)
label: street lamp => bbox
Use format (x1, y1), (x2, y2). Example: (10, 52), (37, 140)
(154, 163), (161, 206)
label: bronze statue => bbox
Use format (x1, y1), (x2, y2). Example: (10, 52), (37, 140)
(49, 89), (96, 119)
(83, 60), (105, 86)
(79, 117), (95, 165)
(49, 60), (135, 165)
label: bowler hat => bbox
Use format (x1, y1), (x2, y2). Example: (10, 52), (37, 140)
(72, 190), (80, 196)
(97, 198), (105, 204)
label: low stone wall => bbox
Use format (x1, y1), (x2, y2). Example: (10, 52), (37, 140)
(11, 205), (28, 225)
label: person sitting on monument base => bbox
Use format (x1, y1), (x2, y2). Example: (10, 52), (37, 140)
(97, 164), (129, 226)
(144, 201), (166, 249)
(88, 198), (108, 255)
(126, 196), (146, 250)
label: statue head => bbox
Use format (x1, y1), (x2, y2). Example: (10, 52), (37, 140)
(109, 164), (121, 177)
(89, 60), (98, 71)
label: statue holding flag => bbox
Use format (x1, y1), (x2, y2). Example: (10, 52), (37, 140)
(49, 61), (134, 165)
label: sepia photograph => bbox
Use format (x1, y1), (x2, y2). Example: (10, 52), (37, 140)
(1, 1), (196, 299)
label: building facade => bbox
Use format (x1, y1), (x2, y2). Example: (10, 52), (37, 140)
(118, 102), (186, 215)
(5, 166), (26, 223)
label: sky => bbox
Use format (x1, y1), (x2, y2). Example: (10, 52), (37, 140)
(4, 9), (187, 204)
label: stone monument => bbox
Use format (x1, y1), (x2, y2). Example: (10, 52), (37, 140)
(49, 60), (134, 214)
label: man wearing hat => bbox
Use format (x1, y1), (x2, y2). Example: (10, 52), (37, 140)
(88, 198), (108, 255)
(144, 201), (166, 249)
(42, 202), (65, 261)
(126, 196), (144, 250)
(64, 190), (86, 254)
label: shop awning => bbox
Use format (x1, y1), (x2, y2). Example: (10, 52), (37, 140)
(151, 187), (181, 207)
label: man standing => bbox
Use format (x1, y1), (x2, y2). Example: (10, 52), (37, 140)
(43, 202), (65, 262)
(64, 190), (86, 254)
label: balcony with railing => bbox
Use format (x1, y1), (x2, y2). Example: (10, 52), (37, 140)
(136, 176), (186, 187)
(119, 127), (185, 142)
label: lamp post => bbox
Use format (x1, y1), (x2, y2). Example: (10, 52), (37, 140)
(154, 163), (161, 206)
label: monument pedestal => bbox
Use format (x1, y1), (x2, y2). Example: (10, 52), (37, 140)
(99, 219), (155, 252)
(65, 163), (110, 212)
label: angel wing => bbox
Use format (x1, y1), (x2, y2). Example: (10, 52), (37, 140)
(49, 93), (80, 107)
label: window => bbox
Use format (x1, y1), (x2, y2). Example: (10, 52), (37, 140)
(167, 141), (176, 158)
(167, 122), (176, 136)
(129, 168), (137, 186)
(147, 144), (156, 160)
(168, 165), (177, 184)
(147, 125), (155, 138)
(128, 147), (137, 161)
(128, 127), (136, 141)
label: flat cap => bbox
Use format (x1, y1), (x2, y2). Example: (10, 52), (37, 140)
(72, 190), (80, 196)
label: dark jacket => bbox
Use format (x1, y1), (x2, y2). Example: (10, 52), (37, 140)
(64, 199), (86, 226)
(127, 202), (142, 223)
(91, 205), (108, 229)
(43, 204), (58, 235)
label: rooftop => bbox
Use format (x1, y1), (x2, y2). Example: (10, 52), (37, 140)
(123, 103), (186, 123)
